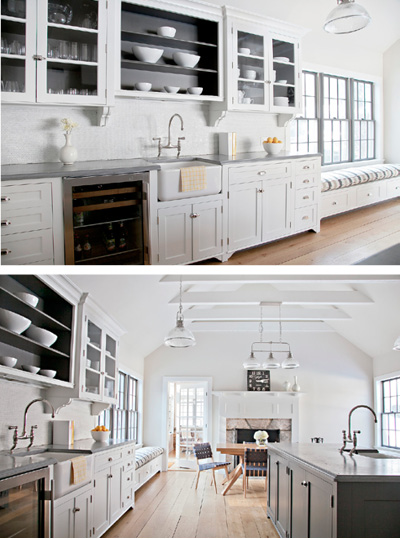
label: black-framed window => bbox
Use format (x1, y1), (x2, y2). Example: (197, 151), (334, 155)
(98, 371), (138, 442)
(291, 71), (376, 165)
(381, 376), (400, 449)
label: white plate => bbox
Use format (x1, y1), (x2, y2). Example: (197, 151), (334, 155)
(276, 80), (287, 84)
(274, 56), (290, 63)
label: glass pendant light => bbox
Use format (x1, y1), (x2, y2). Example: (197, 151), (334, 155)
(164, 276), (196, 348)
(282, 350), (300, 369)
(393, 335), (400, 351)
(262, 350), (281, 370)
(243, 351), (261, 370)
(324, 0), (371, 34)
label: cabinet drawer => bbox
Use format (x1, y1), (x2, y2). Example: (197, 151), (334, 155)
(386, 178), (400, 198)
(295, 187), (319, 208)
(94, 449), (123, 472)
(122, 445), (135, 460)
(229, 162), (291, 185)
(321, 189), (357, 218)
(123, 459), (134, 472)
(356, 183), (382, 206)
(1, 206), (52, 235)
(1, 183), (52, 211)
(122, 470), (134, 489)
(294, 206), (318, 232)
(294, 158), (320, 174)
(1, 229), (54, 265)
(294, 173), (319, 190)
(121, 486), (134, 509)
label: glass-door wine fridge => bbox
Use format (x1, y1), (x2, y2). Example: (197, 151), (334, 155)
(63, 173), (148, 265)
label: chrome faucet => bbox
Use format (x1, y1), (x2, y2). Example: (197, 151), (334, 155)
(153, 113), (185, 158)
(340, 404), (377, 455)
(9, 398), (56, 453)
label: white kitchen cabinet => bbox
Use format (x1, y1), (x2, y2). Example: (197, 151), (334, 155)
(54, 484), (93, 539)
(157, 199), (223, 264)
(1, 0), (108, 106)
(228, 181), (262, 252)
(1, 179), (64, 265)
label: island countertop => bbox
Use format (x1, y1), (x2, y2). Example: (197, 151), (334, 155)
(268, 443), (400, 482)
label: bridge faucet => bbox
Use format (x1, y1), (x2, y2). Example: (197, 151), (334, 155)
(153, 113), (185, 158)
(9, 398), (56, 453)
(339, 404), (377, 455)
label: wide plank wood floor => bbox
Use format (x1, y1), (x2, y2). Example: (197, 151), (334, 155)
(200, 199), (400, 265)
(104, 470), (279, 538)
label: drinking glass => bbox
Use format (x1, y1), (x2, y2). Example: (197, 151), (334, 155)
(70, 42), (78, 60)
(80, 43), (89, 62)
(9, 40), (22, 55)
(1, 38), (9, 54)
(59, 41), (69, 59)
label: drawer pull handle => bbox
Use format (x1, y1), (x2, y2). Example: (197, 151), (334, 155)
(257, 171), (266, 176)
(303, 165), (310, 170)
(1, 249), (12, 255)
(1, 220), (11, 226)
(303, 179), (310, 184)
(302, 216), (309, 220)
(258, 188), (264, 193)
(190, 213), (199, 219)
(1, 196), (10, 202)
(303, 196), (310, 200)
(72, 507), (81, 513)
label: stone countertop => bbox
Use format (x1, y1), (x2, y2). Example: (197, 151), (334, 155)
(0, 439), (134, 479)
(268, 443), (400, 482)
(1, 152), (321, 181)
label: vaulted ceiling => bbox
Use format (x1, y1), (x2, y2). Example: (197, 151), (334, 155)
(69, 273), (400, 361)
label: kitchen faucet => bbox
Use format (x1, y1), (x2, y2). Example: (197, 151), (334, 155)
(340, 404), (377, 456)
(9, 398), (56, 453)
(153, 113), (185, 158)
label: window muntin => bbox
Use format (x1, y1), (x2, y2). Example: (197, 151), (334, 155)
(381, 377), (400, 449)
(290, 71), (318, 155)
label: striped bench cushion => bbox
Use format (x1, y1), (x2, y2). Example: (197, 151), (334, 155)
(321, 164), (400, 192)
(135, 446), (163, 470)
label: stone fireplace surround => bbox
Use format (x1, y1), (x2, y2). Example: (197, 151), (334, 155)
(226, 418), (292, 443)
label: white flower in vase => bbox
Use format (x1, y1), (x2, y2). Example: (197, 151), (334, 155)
(59, 118), (78, 165)
(254, 430), (269, 446)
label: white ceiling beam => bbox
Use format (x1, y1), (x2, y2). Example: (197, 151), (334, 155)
(184, 305), (351, 321)
(188, 321), (332, 332)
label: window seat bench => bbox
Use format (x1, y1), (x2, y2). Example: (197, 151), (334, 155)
(134, 446), (164, 492)
(320, 164), (400, 218)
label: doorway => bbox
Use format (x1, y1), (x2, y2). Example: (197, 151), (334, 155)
(165, 378), (211, 470)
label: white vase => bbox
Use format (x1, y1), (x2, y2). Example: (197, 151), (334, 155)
(256, 439), (267, 447)
(283, 380), (291, 392)
(292, 376), (300, 392)
(60, 133), (78, 165)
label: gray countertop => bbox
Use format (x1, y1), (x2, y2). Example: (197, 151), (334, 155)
(0, 439), (134, 480)
(1, 152), (321, 181)
(268, 443), (400, 482)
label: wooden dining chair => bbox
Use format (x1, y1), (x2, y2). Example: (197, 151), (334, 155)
(242, 447), (268, 497)
(193, 442), (230, 494)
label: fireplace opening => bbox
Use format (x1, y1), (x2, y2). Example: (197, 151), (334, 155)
(233, 428), (280, 466)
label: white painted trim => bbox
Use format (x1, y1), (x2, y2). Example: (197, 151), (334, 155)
(374, 370), (400, 454)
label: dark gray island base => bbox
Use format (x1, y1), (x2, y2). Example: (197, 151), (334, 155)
(267, 443), (400, 538)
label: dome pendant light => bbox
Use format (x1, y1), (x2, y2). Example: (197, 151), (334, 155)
(324, 0), (371, 34)
(164, 277), (196, 348)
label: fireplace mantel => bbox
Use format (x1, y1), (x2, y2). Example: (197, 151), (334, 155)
(213, 391), (303, 397)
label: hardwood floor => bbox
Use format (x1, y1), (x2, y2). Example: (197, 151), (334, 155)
(104, 470), (279, 538)
(200, 199), (400, 265)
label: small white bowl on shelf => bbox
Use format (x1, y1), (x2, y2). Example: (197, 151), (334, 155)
(135, 82), (152, 92)
(0, 356), (17, 368)
(157, 26), (176, 38)
(276, 79), (287, 84)
(39, 369), (57, 378)
(164, 86), (180, 93)
(24, 324), (58, 347)
(263, 142), (283, 155)
(132, 45), (163, 64)
(187, 87), (203, 95)
(91, 430), (110, 443)
(173, 52), (200, 68)
(16, 292), (39, 308)
(22, 365), (40, 374)
(274, 96), (289, 107)
(238, 47), (251, 55)
(243, 69), (257, 80)
(0, 308), (31, 334)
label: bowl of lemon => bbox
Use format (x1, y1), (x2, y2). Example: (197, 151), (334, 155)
(91, 425), (110, 442)
(263, 137), (283, 155)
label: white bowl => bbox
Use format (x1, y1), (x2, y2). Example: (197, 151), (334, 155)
(187, 87), (203, 95)
(276, 79), (287, 84)
(157, 26), (176, 38)
(16, 292), (39, 307)
(22, 365), (40, 374)
(164, 86), (180, 93)
(263, 142), (283, 155)
(132, 45), (163, 64)
(39, 369), (56, 378)
(24, 324), (58, 347)
(0, 356), (17, 368)
(274, 96), (289, 107)
(238, 47), (251, 55)
(91, 430), (110, 443)
(243, 69), (257, 80)
(0, 308), (31, 334)
(173, 52), (200, 68)
(135, 82), (152, 92)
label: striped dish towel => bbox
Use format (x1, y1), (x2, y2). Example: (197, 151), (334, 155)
(70, 456), (87, 485)
(180, 166), (207, 192)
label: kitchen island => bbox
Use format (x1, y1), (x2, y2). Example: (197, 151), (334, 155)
(267, 443), (400, 538)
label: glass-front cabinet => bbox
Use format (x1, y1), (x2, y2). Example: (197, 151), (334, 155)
(1, 0), (107, 104)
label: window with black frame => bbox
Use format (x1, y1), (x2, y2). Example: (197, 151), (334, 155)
(291, 70), (376, 165)
(98, 371), (138, 442)
(381, 376), (400, 449)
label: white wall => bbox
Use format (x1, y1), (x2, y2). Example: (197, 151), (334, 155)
(383, 39), (400, 163)
(373, 350), (400, 378)
(143, 330), (375, 449)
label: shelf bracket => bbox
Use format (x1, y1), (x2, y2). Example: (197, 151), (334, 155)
(97, 106), (113, 127)
(91, 402), (111, 416)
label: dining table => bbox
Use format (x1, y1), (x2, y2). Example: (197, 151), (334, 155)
(216, 442), (266, 495)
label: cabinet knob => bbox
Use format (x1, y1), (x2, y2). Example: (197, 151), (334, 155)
(190, 213), (199, 219)
(108, 457), (113, 462)
(1, 249), (12, 255)
(1, 196), (11, 202)
(302, 196), (309, 200)
(302, 215), (309, 220)
(33, 54), (45, 61)
(258, 188), (264, 193)
(108, 474), (113, 479)
(303, 165), (310, 170)
(303, 179), (310, 184)
(1, 220), (11, 226)
(332, 201), (337, 205)
(301, 481), (308, 487)
(127, 477), (130, 481)
(367, 193), (372, 197)
(257, 171), (266, 176)
(72, 507), (81, 513)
